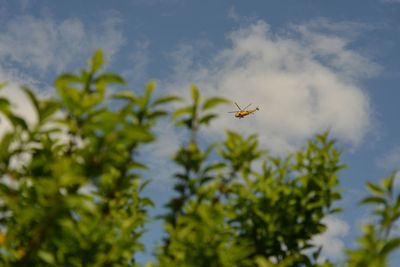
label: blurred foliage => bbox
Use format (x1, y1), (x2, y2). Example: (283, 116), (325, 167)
(0, 50), (178, 266)
(164, 85), (229, 228)
(346, 173), (400, 267)
(0, 50), (399, 267)
(156, 87), (344, 267)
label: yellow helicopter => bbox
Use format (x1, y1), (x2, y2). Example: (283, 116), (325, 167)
(228, 102), (259, 119)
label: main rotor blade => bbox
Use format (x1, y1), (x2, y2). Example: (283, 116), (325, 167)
(228, 111), (238, 113)
(243, 103), (252, 110)
(234, 102), (242, 110)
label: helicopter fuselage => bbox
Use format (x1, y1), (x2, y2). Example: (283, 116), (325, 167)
(234, 108), (259, 118)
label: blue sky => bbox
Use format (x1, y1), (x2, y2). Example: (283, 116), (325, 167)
(0, 0), (400, 265)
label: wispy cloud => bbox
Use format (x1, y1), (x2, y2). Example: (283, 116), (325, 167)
(227, 6), (240, 22)
(0, 12), (125, 75)
(226, 6), (257, 24)
(92, 10), (125, 62)
(0, 10), (127, 197)
(0, 11), (125, 148)
(376, 146), (400, 188)
(376, 146), (400, 171)
(166, 20), (378, 154)
(125, 39), (151, 85)
(313, 216), (350, 260)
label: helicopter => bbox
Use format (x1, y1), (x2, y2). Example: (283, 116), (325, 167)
(228, 102), (259, 119)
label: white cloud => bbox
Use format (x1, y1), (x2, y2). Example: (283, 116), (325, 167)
(0, 13), (125, 74)
(167, 20), (377, 154)
(0, 11), (125, 174)
(0, 11), (125, 140)
(294, 20), (380, 80)
(313, 216), (350, 260)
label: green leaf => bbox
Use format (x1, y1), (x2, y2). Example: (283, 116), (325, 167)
(0, 82), (7, 90)
(95, 73), (126, 85)
(91, 49), (104, 72)
(21, 86), (39, 113)
(381, 237), (400, 256)
(202, 97), (229, 110)
(145, 81), (156, 99)
(329, 207), (343, 214)
(139, 179), (151, 192)
(172, 106), (192, 120)
(128, 161), (148, 170)
(152, 95), (181, 106)
(54, 74), (81, 89)
(40, 101), (61, 122)
(56, 86), (82, 115)
(82, 93), (103, 109)
(199, 113), (218, 125)
(383, 173), (396, 194)
(112, 90), (137, 102)
(360, 196), (386, 205)
(175, 118), (192, 129)
(148, 110), (168, 119)
(203, 162), (225, 173)
(38, 250), (55, 264)
(141, 197), (155, 207)
(367, 182), (385, 195)
(0, 98), (11, 111)
(191, 85), (200, 106)
(0, 132), (13, 159)
(22, 86), (58, 124)
(312, 246), (323, 261)
(395, 194), (400, 210)
(255, 256), (274, 267)
(125, 125), (154, 142)
(8, 114), (28, 130)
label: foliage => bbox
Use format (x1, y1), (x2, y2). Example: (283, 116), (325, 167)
(0, 50), (399, 267)
(346, 173), (400, 267)
(0, 50), (177, 266)
(164, 85), (229, 228)
(156, 87), (344, 266)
